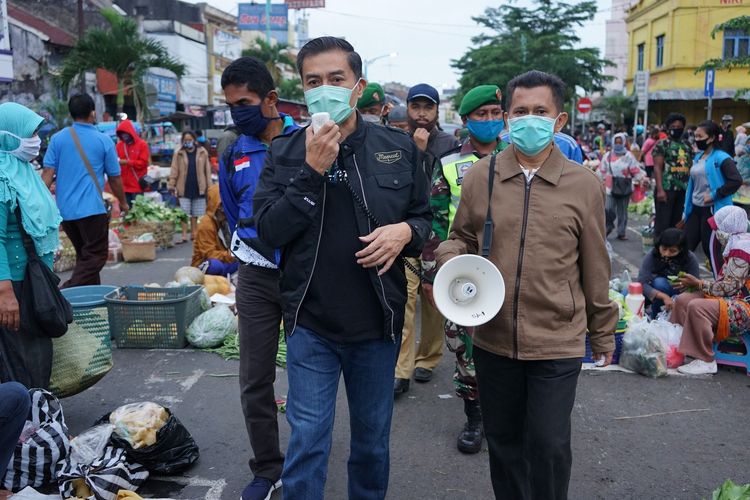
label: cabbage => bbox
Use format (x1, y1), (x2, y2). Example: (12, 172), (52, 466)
(186, 305), (237, 348)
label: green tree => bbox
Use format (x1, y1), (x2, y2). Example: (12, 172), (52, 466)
(452, 0), (613, 107)
(598, 94), (636, 127)
(242, 38), (296, 85)
(60, 8), (186, 121)
(697, 15), (750, 100)
(278, 77), (304, 101)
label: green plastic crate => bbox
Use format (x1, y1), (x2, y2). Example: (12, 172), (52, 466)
(105, 286), (203, 348)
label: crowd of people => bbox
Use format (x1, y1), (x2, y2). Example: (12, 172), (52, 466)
(0, 32), (749, 500)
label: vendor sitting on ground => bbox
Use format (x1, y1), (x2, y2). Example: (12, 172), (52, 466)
(637, 228), (700, 318)
(191, 185), (238, 276)
(670, 205), (750, 375)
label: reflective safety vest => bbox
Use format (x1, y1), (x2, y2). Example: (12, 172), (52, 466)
(441, 151), (481, 230)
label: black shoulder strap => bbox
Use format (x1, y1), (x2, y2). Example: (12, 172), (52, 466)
(481, 154), (496, 258)
(14, 206), (39, 261)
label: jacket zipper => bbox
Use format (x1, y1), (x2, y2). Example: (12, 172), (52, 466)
(353, 154), (396, 342)
(290, 182), (327, 336)
(512, 177), (533, 358)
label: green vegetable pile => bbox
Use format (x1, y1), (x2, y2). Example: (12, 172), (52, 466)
(124, 195), (188, 225)
(205, 328), (287, 368)
(712, 480), (750, 500)
(628, 194), (654, 216)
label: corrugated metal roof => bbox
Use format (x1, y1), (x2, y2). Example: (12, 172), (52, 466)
(7, 4), (76, 47)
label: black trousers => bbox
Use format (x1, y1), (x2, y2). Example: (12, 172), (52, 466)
(237, 264), (284, 481)
(474, 348), (582, 500)
(654, 189), (686, 237)
(685, 205), (713, 259)
(61, 213), (109, 289)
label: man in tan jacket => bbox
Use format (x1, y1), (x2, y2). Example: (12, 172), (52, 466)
(436, 70), (618, 500)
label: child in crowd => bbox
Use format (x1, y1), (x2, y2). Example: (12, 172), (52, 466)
(637, 228), (700, 317)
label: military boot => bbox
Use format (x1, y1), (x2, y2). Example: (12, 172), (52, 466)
(457, 399), (483, 454)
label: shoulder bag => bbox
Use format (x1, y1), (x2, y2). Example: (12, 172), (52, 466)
(15, 206), (73, 338)
(69, 126), (112, 216)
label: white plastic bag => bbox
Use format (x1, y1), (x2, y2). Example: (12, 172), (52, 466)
(110, 402), (169, 449)
(649, 317), (684, 369)
(619, 318), (668, 378)
(186, 305), (237, 348)
(69, 424), (115, 466)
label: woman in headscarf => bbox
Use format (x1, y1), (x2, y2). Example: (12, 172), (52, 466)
(670, 205), (750, 375)
(191, 184), (238, 276)
(0, 103), (62, 388)
(602, 132), (645, 240)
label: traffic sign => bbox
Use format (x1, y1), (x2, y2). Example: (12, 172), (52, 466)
(704, 68), (715, 97)
(577, 97), (593, 113)
(635, 71), (649, 111)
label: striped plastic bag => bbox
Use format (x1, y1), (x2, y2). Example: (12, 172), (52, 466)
(1, 389), (70, 491)
(56, 447), (149, 500)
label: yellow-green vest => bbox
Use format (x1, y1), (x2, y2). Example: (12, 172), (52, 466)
(441, 151), (481, 230)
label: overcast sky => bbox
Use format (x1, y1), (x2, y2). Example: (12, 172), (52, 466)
(186, 0), (612, 89)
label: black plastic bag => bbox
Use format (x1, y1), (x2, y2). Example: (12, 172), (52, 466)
(96, 407), (199, 474)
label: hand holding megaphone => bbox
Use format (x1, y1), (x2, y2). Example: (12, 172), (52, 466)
(433, 254), (505, 327)
(306, 112), (340, 175)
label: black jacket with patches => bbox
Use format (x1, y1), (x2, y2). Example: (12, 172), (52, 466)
(253, 114), (432, 340)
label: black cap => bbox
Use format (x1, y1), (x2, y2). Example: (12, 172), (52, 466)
(407, 83), (440, 105)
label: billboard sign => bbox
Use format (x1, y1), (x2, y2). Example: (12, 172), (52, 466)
(286, 0), (325, 8)
(213, 28), (241, 60)
(144, 72), (178, 103)
(238, 3), (288, 31)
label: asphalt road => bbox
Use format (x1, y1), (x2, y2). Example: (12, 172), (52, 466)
(56, 216), (750, 499)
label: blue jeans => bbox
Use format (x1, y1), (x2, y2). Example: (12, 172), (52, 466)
(282, 326), (400, 500)
(0, 382), (30, 478)
(650, 277), (676, 318)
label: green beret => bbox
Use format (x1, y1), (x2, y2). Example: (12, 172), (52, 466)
(357, 83), (385, 109)
(459, 85), (501, 116)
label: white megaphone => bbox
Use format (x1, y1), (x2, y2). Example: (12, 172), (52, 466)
(433, 254), (505, 327)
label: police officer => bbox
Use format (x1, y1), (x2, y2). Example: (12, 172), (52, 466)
(422, 84), (507, 454)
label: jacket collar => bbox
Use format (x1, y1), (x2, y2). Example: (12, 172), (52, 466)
(497, 144), (566, 186)
(238, 114), (297, 154)
(339, 112), (367, 156)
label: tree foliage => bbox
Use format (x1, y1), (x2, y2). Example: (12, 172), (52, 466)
(60, 8), (186, 120)
(697, 15), (750, 100)
(598, 94), (636, 127)
(452, 0), (613, 108)
(278, 77), (304, 101)
(242, 38), (296, 85)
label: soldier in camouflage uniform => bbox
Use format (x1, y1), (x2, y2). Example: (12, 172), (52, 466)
(422, 84), (507, 454)
(653, 112), (693, 237)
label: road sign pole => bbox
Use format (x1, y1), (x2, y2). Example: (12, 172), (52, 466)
(707, 95), (713, 121)
(704, 68), (715, 121)
(571, 97), (576, 135)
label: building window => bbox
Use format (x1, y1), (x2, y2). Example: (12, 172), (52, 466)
(724, 30), (750, 60)
(637, 43), (645, 71)
(655, 35), (664, 68)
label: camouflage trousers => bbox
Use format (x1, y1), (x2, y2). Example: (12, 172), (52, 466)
(445, 320), (478, 401)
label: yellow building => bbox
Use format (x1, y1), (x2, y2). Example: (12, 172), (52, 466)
(625, 0), (750, 126)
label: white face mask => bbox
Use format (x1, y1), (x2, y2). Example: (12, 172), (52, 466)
(362, 114), (382, 123)
(0, 131), (42, 162)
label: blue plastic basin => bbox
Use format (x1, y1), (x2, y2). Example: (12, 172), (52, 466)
(61, 285), (118, 309)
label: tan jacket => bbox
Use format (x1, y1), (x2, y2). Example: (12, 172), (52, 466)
(436, 145), (618, 360)
(168, 146), (212, 198)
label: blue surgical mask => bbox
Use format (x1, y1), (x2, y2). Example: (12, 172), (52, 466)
(466, 119), (504, 144)
(508, 114), (559, 156)
(183, 141), (194, 149)
(231, 104), (276, 137)
(304, 80), (360, 124)
(613, 143), (626, 155)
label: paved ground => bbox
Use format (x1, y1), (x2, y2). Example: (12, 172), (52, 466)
(55, 215), (750, 499)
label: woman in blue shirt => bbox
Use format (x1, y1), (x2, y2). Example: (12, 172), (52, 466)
(0, 103), (61, 388)
(681, 120), (742, 261)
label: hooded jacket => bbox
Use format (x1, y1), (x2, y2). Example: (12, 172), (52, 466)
(115, 120), (150, 194)
(191, 184), (234, 268)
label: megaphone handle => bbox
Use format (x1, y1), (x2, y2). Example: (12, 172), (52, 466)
(481, 154), (497, 258)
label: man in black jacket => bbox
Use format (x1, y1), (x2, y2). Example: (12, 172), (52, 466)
(253, 37), (431, 499)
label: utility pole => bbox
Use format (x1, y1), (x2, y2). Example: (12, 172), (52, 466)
(77, 0), (85, 94)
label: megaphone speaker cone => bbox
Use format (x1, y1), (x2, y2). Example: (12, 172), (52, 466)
(433, 255), (505, 327)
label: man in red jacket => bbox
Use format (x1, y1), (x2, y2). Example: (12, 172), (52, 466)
(115, 120), (150, 205)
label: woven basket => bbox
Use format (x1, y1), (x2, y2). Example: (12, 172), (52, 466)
(121, 240), (156, 262)
(122, 221), (175, 249)
(49, 306), (113, 398)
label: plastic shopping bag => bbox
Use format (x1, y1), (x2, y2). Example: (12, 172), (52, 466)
(56, 447), (149, 500)
(186, 305), (237, 348)
(2, 390), (70, 491)
(619, 318), (668, 378)
(69, 425), (115, 466)
(649, 317), (685, 369)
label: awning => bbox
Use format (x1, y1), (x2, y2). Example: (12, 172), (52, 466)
(648, 89), (750, 101)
